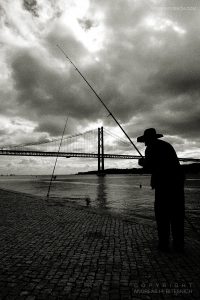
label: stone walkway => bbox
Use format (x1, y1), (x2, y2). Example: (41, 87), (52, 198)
(0, 189), (200, 300)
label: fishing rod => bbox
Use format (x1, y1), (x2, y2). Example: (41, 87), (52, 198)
(46, 116), (69, 198)
(57, 44), (143, 158)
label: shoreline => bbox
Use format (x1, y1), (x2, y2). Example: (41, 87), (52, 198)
(0, 187), (156, 227)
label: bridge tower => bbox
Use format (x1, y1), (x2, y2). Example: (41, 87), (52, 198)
(98, 127), (105, 175)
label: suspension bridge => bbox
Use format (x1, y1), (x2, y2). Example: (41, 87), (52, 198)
(0, 127), (199, 174)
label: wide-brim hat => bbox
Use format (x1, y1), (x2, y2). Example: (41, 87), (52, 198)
(137, 128), (163, 143)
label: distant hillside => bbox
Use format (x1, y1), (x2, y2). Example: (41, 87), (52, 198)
(78, 168), (147, 175)
(78, 163), (200, 175)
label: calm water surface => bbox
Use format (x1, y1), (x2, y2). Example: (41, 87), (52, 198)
(0, 174), (199, 220)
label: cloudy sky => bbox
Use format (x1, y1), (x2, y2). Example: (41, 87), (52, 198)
(0, 0), (200, 174)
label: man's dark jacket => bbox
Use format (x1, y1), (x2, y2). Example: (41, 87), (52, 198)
(144, 139), (184, 190)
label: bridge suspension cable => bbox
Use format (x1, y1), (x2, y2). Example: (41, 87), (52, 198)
(104, 128), (133, 145)
(2, 128), (97, 152)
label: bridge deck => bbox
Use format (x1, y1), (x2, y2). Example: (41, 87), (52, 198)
(0, 149), (199, 162)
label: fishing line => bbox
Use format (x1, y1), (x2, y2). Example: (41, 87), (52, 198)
(57, 44), (143, 158)
(46, 117), (69, 198)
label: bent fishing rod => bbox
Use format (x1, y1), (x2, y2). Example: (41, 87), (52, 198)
(47, 116), (69, 198)
(57, 44), (143, 158)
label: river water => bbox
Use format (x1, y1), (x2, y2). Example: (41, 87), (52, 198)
(0, 174), (199, 221)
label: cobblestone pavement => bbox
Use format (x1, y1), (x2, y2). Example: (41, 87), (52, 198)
(0, 189), (200, 300)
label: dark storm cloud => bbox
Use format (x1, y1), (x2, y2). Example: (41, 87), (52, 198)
(144, 28), (200, 96)
(89, 0), (200, 143)
(155, 109), (200, 139)
(148, 70), (200, 95)
(35, 117), (68, 136)
(78, 18), (95, 31)
(138, 29), (200, 140)
(1, 0), (200, 161)
(0, 129), (7, 136)
(10, 47), (105, 135)
(23, 0), (39, 17)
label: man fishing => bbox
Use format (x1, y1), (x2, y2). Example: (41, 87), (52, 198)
(137, 128), (185, 252)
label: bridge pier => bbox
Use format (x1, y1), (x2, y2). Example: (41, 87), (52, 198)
(98, 127), (105, 176)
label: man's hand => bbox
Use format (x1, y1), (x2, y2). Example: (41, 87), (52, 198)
(138, 157), (145, 167)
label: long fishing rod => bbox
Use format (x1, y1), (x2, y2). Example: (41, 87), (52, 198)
(47, 117), (69, 198)
(57, 44), (143, 158)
